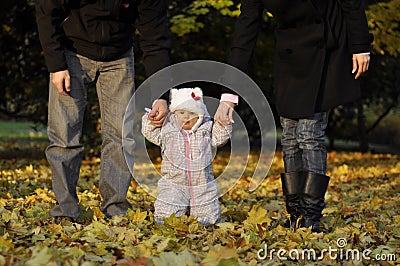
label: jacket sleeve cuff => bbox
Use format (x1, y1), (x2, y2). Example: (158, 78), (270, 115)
(350, 44), (372, 54)
(220, 93), (239, 104)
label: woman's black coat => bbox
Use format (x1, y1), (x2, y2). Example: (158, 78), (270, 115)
(228, 0), (372, 119)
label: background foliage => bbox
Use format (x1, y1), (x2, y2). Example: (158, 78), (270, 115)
(0, 0), (400, 155)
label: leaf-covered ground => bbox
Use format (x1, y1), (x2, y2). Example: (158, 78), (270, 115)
(0, 149), (399, 265)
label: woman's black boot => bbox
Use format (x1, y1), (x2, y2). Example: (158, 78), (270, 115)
(281, 172), (304, 228)
(300, 172), (330, 233)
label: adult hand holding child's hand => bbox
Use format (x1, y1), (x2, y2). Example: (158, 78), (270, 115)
(215, 101), (235, 126)
(149, 99), (168, 127)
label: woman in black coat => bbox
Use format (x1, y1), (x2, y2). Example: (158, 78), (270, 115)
(224, 0), (372, 232)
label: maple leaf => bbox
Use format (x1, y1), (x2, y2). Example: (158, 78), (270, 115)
(25, 247), (52, 266)
(202, 245), (239, 266)
(243, 205), (272, 228)
(163, 214), (190, 233)
(152, 250), (197, 266)
(126, 208), (148, 223)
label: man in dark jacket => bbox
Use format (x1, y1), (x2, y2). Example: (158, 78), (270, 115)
(35, 0), (170, 222)
(225, 0), (372, 232)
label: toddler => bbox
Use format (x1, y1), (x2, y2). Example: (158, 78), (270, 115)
(142, 87), (232, 226)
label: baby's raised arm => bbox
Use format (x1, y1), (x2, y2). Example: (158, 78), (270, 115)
(212, 122), (232, 147)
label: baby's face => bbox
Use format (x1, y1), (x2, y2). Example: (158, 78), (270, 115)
(174, 110), (199, 130)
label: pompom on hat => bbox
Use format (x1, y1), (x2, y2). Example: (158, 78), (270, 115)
(169, 87), (206, 116)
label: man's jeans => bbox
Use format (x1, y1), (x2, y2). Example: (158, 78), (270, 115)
(46, 49), (135, 219)
(280, 112), (329, 175)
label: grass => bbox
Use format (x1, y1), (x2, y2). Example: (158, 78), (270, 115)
(0, 120), (47, 140)
(0, 120), (48, 159)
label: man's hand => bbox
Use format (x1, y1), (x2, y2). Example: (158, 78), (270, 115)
(51, 70), (71, 96)
(149, 99), (168, 127)
(352, 53), (370, 79)
(215, 101), (235, 126)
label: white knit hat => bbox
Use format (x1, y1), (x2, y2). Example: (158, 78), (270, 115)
(169, 87), (206, 116)
(169, 87), (208, 131)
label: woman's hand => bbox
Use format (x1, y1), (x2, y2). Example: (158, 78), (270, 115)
(352, 53), (370, 79)
(215, 101), (236, 126)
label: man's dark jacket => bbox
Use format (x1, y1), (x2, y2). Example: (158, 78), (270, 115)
(228, 0), (373, 118)
(36, 0), (170, 76)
